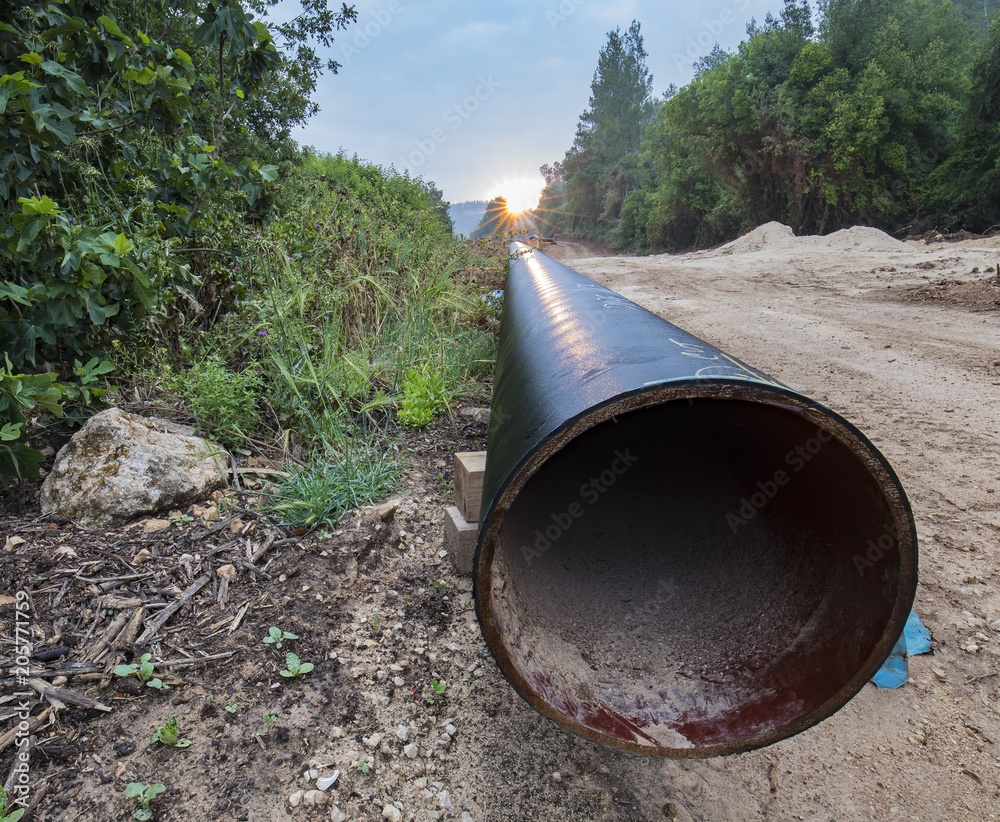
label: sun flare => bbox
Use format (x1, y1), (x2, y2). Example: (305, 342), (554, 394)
(490, 175), (544, 214)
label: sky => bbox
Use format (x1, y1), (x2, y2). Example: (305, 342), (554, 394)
(282, 0), (787, 209)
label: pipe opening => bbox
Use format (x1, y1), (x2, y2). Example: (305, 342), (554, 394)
(482, 395), (908, 756)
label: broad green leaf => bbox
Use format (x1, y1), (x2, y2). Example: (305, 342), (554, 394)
(112, 233), (133, 256)
(258, 164), (278, 182)
(98, 15), (134, 47)
(172, 48), (192, 66)
(123, 67), (156, 85)
(40, 61), (88, 95)
(1, 422), (23, 442)
(18, 52), (43, 66)
(19, 196), (61, 216)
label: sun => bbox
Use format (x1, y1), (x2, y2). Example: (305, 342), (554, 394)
(489, 175), (543, 214)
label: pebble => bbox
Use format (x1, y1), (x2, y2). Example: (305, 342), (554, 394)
(438, 790), (453, 808)
(396, 725), (409, 742)
(394, 676), (405, 687)
(404, 742), (419, 759)
(461, 813), (475, 822)
(551, 771), (563, 783)
(382, 805), (403, 822)
(317, 771), (340, 791)
(413, 777), (428, 789)
(303, 789), (327, 808)
(445, 724), (456, 736)
(330, 808), (347, 822)
(288, 790), (304, 808)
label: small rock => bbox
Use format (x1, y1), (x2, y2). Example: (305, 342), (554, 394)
(551, 771), (563, 783)
(438, 790), (453, 809)
(396, 725), (409, 742)
(317, 771), (340, 791)
(303, 789), (327, 808)
(288, 790), (304, 808)
(413, 777), (427, 790)
(393, 676), (405, 687)
(382, 805), (403, 822)
(445, 724), (456, 736)
(143, 518), (171, 533)
(461, 813), (475, 822)
(403, 742), (419, 759)
(330, 808), (347, 822)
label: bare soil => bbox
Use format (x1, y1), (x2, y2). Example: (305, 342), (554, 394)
(2, 223), (999, 822)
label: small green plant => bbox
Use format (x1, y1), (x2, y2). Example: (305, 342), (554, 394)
(431, 678), (447, 695)
(263, 626), (298, 649)
(368, 614), (381, 634)
(263, 446), (400, 530)
(0, 786), (25, 822)
(151, 716), (191, 748)
(114, 653), (169, 691)
(163, 353), (262, 445)
(397, 367), (450, 428)
(258, 714), (277, 735)
(279, 652), (314, 678)
(168, 512), (194, 525)
(432, 580), (450, 591)
(355, 760), (370, 774)
(125, 782), (166, 821)
(225, 703), (239, 714)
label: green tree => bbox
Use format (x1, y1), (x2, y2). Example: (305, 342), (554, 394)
(555, 20), (655, 236)
(929, 15), (1000, 228)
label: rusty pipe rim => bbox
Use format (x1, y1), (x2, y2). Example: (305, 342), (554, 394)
(474, 380), (916, 758)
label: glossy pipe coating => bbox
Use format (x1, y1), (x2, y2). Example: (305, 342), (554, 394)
(473, 243), (917, 758)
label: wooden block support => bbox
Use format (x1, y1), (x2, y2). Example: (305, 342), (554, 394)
(454, 451), (487, 524)
(443, 505), (478, 576)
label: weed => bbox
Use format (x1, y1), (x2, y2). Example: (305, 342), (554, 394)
(263, 443), (400, 530)
(114, 653), (169, 691)
(263, 626), (298, 649)
(368, 614), (381, 635)
(431, 678), (447, 695)
(162, 353), (261, 445)
(355, 760), (370, 774)
(225, 703), (239, 714)
(151, 716), (191, 748)
(279, 652), (314, 678)
(397, 367), (450, 428)
(258, 714), (277, 735)
(125, 782), (166, 821)
(0, 786), (24, 822)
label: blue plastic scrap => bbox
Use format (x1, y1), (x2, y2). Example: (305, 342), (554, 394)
(872, 611), (931, 689)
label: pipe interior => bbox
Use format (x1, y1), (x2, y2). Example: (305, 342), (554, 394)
(488, 398), (902, 752)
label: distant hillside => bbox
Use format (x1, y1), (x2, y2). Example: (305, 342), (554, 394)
(449, 200), (488, 237)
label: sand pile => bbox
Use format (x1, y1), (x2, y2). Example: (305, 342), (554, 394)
(710, 222), (907, 256)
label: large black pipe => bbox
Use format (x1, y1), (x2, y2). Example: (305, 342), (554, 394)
(473, 243), (917, 758)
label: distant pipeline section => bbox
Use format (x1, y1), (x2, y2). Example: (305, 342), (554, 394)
(473, 243), (918, 757)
